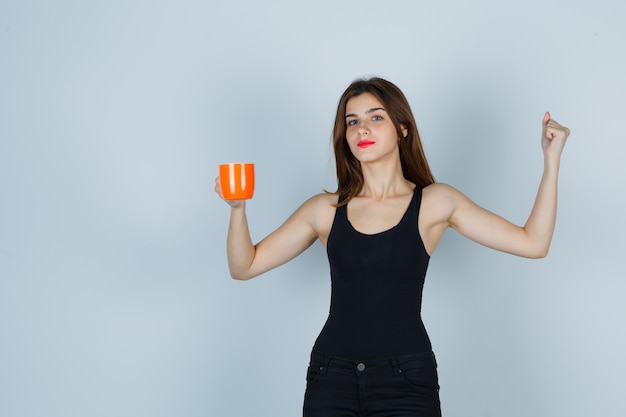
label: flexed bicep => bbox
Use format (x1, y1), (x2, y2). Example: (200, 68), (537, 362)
(449, 192), (538, 257)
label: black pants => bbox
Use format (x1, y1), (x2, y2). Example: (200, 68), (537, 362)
(303, 350), (441, 417)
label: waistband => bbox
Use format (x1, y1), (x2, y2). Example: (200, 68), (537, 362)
(310, 349), (437, 374)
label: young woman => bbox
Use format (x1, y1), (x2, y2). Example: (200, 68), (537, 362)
(214, 78), (570, 416)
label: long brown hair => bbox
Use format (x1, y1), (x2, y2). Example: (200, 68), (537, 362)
(330, 77), (435, 205)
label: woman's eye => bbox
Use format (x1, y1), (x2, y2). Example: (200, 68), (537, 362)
(372, 115), (383, 121)
(347, 120), (357, 126)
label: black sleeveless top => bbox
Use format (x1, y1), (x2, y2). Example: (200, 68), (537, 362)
(312, 186), (432, 359)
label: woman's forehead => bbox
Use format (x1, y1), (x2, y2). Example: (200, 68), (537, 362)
(345, 93), (384, 113)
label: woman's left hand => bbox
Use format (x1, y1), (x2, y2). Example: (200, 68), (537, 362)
(542, 112), (570, 159)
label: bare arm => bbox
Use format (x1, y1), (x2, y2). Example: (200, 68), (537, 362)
(426, 112), (570, 258)
(214, 178), (327, 280)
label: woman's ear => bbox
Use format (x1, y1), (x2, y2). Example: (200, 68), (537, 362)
(401, 125), (408, 138)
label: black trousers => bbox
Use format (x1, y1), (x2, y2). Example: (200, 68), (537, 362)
(303, 350), (442, 417)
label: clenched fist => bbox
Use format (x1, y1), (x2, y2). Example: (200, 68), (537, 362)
(542, 112), (570, 159)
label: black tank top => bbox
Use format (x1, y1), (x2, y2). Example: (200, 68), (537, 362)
(313, 186), (432, 359)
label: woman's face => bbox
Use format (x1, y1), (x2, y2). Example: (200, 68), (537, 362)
(344, 93), (406, 164)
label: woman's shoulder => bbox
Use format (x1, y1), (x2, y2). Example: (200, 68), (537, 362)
(297, 192), (337, 238)
(290, 192), (338, 219)
(422, 182), (460, 199)
(421, 182), (462, 218)
(302, 192), (339, 209)
(422, 182), (447, 200)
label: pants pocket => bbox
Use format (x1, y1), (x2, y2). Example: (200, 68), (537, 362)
(397, 353), (440, 391)
(305, 353), (329, 385)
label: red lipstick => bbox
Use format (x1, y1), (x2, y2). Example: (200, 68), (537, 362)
(357, 140), (375, 148)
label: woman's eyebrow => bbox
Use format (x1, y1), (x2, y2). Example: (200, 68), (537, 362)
(345, 107), (386, 119)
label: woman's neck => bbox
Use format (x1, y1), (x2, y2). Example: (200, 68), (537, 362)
(359, 160), (413, 200)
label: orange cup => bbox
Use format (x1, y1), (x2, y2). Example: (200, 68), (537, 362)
(219, 163), (255, 200)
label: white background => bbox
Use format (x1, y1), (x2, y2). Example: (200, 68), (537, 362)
(1, 1), (625, 416)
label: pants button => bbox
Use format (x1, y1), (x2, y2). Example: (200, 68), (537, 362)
(357, 362), (366, 372)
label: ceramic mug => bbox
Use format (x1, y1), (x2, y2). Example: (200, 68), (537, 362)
(219, 163), (255, 200)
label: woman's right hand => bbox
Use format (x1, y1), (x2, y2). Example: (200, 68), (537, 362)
(214, 177), (246, 209)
